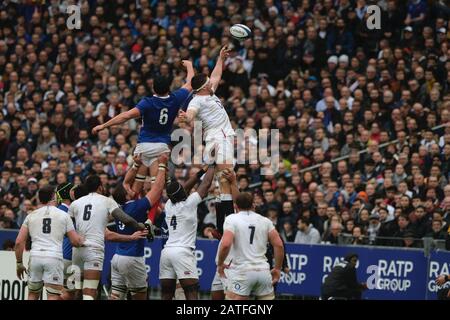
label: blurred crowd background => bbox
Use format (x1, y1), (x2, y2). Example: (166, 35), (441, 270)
(0, 0), (449, 249)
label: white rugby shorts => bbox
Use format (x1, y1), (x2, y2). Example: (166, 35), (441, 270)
(28, 255), (64, 286)
(204, 135), (234, 165)
(159, 247), (198, 280)
(134, 142), (170, 167)
(111, 254), (148, 289)
(225, 268), (273, 297)
(72, 247), (104, 272)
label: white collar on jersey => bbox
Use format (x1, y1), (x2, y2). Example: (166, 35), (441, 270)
(153, 94), (170, 99)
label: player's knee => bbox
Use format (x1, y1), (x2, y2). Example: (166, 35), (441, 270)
(110, 285), (127, 300)
(46, 286), (62, 297)
(28, 281), (43, 294)
(129, 286), (147, 296)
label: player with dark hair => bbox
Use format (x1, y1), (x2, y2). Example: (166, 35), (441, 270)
(217, 191), (284, 300)
(15, 185), (85, 300)
(92, 61), (194, 205)
(68, 175), (146, 300)
(179, 46), (235, 253)
(159, 164), (216, 300)
(108, 153), (168, 300)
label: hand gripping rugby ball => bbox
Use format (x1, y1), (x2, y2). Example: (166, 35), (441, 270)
(230, 24), (252, 40)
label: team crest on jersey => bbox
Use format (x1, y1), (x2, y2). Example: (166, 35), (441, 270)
(53, 276), (59, 281)
(94, 262), (100, 267)
(234, 283), (241, 290)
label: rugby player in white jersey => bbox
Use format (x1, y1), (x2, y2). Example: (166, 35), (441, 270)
(14, 185), (85, 300)
(178, 46), (235, 237)
(69, 175), (146, 300)
(159, 164), (216, 300)
(217, 192), (284, 300)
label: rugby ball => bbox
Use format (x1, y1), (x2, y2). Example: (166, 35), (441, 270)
(230, 24), (252, 40)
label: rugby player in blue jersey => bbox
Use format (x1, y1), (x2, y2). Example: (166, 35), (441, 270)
(92, 60), (194, 201)
(108, 153), (169, 300)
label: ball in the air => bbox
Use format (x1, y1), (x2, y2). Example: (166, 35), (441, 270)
(229, 24), (252, 41)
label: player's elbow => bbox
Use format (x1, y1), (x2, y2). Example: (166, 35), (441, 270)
(270, 237), (284, 251)
(273, 243), (284, 255)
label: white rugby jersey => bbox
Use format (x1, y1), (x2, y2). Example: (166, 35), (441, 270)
(187, 94), (235, 140)
(69, 192), (119, 250)
(23, 205), (74, 259)
(164, 192), (202, 250)
(223, 211), (274, 270)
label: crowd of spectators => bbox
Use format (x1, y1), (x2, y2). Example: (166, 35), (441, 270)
(0, 0), (449, 249)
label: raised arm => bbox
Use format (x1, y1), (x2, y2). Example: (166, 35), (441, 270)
(183, 165), (208, 194)
(145, 153), (169, 205)
(92, 108), (141, 135)
(196, 165), (216, 199)
(210, 46), (231, 92)
(14, 225), (28, 280)
(181, 60), (195, 91)
(222, 169), (239, 201)
(123, 154), (143, 197)
(178, 108), (198, 125)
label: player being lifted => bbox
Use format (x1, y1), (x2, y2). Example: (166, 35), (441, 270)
(217, 192), (284, 300)
(92, 61), (194, 202)
(159, 163), (216, 300)
(68, 175), (146, 300)
(15, 185), (85, 300)
(109, 153), (169, 300)
(179, 46), (235, 236)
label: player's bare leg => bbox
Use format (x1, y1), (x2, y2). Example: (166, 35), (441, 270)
(27, 281), (43, 300)
(211, 290), (225, 300)
(179, 278), (199, 300)
(174, 281), (186, 300)
(215, 164), (234, 234)
(146, 154), (169, 225)
(132, 165), (148, 197)
(61, 288), (79, 300)
(161, 279), (177, 300)
(130, 291), (147, 300)
(82, 270), (101, 300)
(109, 284), (127, 300)
(45, 283), (63, 300)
